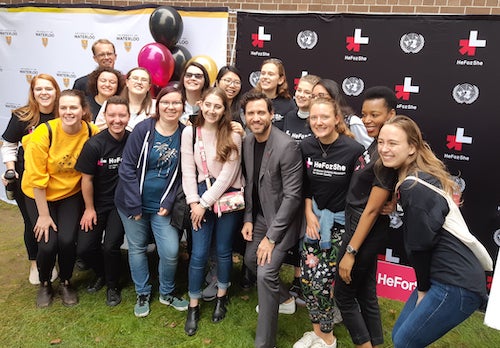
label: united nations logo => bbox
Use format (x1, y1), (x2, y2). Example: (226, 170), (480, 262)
(342, 77), (364, 96)
(452, 83), (479, 104)
(400, 33), (425, 54)
(451, 175), (466, 193)
(494, 229), (500, 247)
(297, 30), (318, 50)
(249, 71), (261, 88)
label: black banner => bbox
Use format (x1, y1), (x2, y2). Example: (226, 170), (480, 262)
(236, 12), (500, 263)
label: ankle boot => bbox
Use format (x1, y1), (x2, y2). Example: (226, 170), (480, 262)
(36, 281), (53, 308)
(212, 295), (229, 323)
(60, 280), (79, 307)
(184, 305), (200, 336)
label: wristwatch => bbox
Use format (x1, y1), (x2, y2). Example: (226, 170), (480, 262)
(346, 245), (358, 256)
(267, 237), (276, 244)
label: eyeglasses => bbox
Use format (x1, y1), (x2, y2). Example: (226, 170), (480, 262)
(185, 72), (204, 80)
(221, 78), (241, 87)
(129, 76), (150, 84)
(95, 52), (115, 59)
(159, 101), (183, 107)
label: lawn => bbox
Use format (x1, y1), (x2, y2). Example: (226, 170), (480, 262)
(0, 200), (498, 347)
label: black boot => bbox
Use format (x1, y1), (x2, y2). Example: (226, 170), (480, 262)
(36, 281), (53, 308)
(184, 305), (200, 336)
(212, 295), (229, 323)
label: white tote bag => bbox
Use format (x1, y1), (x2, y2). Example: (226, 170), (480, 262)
(405, 176), (493, 271)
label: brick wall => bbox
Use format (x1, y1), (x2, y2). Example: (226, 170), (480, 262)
(6, 0), (500, 61)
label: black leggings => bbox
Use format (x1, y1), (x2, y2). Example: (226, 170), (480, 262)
(25, 193), (83, 283)
(12, 168), (37, 260)
(76, 208), (124, 288)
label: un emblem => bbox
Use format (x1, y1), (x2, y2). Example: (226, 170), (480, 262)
(400, 33), (425, 54)
(452, 83), (479, 104)
(249, 71), (261, 88)
(297, 30), (318, 50)
(342, 77), (364, 96)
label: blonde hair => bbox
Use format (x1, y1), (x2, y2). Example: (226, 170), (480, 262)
(255, 58), (291, 100)
(384, 115), (458, 195)
(309, 97), (355, 139)
(14, 74), (61, 131)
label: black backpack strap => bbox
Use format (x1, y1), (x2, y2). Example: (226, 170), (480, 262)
(45, 122), (53, 148)
(85, 121), (92, 138)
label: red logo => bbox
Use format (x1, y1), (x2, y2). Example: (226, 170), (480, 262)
(251, 26), (271, 48)
(346, 29), (369, 52)
(395, 77), (419, 100)
(446, 128), (472, 151)
(459, 31), (486, 56)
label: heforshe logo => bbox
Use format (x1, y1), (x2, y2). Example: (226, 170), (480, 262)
(395, 77), (419, 101)
(346, 29), (369, 52)
(446, 128), (472, 151)
(459, 30), (486, 56)
(251, 26), (271, 48)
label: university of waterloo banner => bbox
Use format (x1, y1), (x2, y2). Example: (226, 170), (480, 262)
(236, 12), (499, 297)
(0, 4), (228, 197)
(0, 4), (227, 130)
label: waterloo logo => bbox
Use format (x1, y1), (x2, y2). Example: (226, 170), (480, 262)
(56, 71), (77, 88)
(346, 29), (369, 52)
(459, 30), (486, 56)
(446, 127), (472, 151)
(395, 77), (419, 100)
(35, 31), (55, 47)
(74, 32), (95, 50)
(0, 30), (17, 45)
(251, 26), (271, 48)
(116, 34), (140, 52)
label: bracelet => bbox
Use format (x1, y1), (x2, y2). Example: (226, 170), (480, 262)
(199, 198), (211, 210)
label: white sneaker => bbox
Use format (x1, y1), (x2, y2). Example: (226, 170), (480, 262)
(29, 265), (40, 285)
(29, 266), (58, 284)
(293, 331), (320, 348)
(50, 267), (58, 282)
(255, 297), (296, 314)
(310, 337), (337, 348)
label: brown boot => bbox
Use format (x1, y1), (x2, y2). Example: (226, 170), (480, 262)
(60, 280), (78, 307)
(36, 281), (53, 308)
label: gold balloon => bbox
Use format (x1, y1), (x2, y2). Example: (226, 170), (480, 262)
(187, 55), (218, 85)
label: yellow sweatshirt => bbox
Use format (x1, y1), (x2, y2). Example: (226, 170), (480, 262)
(22, 118), (99, 201)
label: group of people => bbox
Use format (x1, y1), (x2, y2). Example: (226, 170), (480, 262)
(1, 38), (489, 348)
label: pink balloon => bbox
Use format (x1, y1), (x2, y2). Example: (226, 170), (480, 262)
(138, 43), (174, 87)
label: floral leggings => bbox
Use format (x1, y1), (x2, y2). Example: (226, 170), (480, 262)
(300, 223), (345, 333)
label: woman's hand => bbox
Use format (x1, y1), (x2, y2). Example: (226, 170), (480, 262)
(230, 121), (245, 137)
(305, 209), (320, 240)
(338, 253), (355, 284)
(190, 203), (206, 231)
(34, 214), (57, 243)
(80, 208), (97, 232)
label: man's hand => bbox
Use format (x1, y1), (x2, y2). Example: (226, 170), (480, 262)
(257, 237), (275, 266)
(241, 222), (253, 241)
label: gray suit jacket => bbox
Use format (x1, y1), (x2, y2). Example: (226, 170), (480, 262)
(243, 126), (304, 251)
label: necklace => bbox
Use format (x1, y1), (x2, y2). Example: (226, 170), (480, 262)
(318, 139), (334, 158)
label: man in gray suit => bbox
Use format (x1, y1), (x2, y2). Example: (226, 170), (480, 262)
(241, 91), (304, 348)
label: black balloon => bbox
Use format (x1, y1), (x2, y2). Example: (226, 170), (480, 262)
(149, 6), (184, 48)
(170, 45), (192, 81)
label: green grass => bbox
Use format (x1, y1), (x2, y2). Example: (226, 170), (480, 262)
(0, 200), (498, 347)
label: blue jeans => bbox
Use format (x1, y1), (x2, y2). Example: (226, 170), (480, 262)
(392, 280), (482, 348)
(188, 185), (243, 299)
(118, 209), (179, 296)
(305, 198), (345, 250)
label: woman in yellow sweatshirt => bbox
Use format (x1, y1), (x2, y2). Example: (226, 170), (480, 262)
(22, 89), (99, 308)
